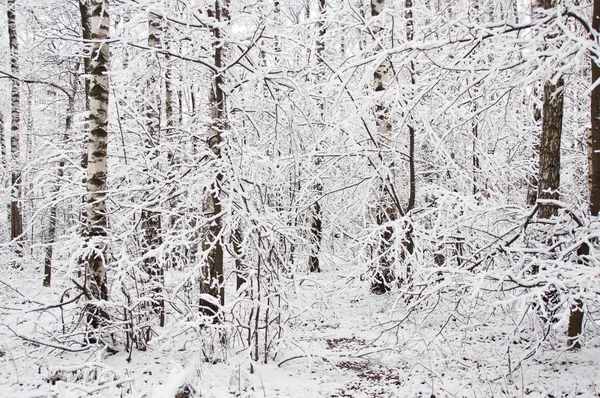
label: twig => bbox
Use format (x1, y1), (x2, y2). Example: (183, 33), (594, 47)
(0, 278), (25, 297)
(27, 292), (84, 313)
(4, 325), (89, 353)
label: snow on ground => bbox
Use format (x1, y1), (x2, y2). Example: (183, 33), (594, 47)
(1, 259), (600, 397)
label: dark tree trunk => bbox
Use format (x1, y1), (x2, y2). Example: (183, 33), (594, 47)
(200, 0), (229, 320)
(308, 0), (326, 273)
(590, 0), (600, 216)
(537, 78), (564, 219)
(567, 0), (600, 350)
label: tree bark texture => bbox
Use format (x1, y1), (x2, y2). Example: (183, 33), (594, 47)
(86, 0), (110, 307)
(8, 0), (23, 246)
(200, 0), (229, 319)
(79, 0), (92, 114)
(535, 0), (562, 219)
(537, 78), (564, 219)
(370, 0), (396, 294)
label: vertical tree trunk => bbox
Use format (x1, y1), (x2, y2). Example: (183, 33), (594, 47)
(200, 0), (229, 320)
(7, 0), (23, 249)
(141, 11), (165, 327)
(590, 0), (600, 216)
(535, 0), (563, 219)
(567, 0), (600, 350)
(406, 0), (415, 211)
(527, 91), (543, 207)
(370, 0), (396, 294)
(44, 80), (79, 287)
(79, 0), (92, 114)
(308, 0), (326, 273)
(85, 0), (110, 329)
(537, 78), (564, 219)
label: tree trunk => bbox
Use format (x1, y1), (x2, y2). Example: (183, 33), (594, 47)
(79, 0), (92, 114)
(0, 111), (4, 167)
(8, 0), (23, 249)
(537, 78), (564, 219)
(308, 0), (326, 273)
(78, 0), (92, 280)
(85, 0), (110, 330)
(567, 0), (600, 350)
(535, 0), (563, 219)
(44, 80), (79, 287)
(370, 0), (396, 294)
(141, 11), (165, 327)
(200, 0), (229, 320)
(590, 0), (600, 216)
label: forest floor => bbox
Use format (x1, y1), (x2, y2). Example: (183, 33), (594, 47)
(1, 257), (600, 397)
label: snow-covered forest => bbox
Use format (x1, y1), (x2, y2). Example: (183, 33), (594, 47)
(1, 0), (600, 396)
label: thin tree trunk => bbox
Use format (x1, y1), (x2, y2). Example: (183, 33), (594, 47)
(200, 0), (229, 320)
(85, 0), (110, 330)
(141, 11), (165, 327)
(79, 0), (92, 114)
(567, 0), (600, 350)
(590, 0), (600, 216)
(8, 0), (23, 249)
(406, 0), (415, 211)
(78, 0), (92, 279)
(370, 0), (396, 294)
(0, 111), (4, 166)
(44, 80), (79, 287)
(527, 92), (542, 207)
(308, 0), (326, 273)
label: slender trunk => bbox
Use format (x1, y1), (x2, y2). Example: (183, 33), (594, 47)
(78, 0), (92, 279)
(8, 0), (23, 248)
(527, 92), (543, 206)
(141, 11), (165, 327)
(0, 111), (4, 166)
(85, 0), (110, 331)
(590, 0), (600, 215)
(79, 0), (92, 114)
(44, 82), (79, 287)
(406, 0), (416, 211)
(200, 0), (229, 320)
(567, 0), (600, 350)
(370, 0), (396, 294)
(567, 243), (588, 349)
(233, 228), (246, 290)
(308, 0), (326, 273)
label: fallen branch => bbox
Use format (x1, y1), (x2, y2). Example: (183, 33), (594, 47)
(4, 325), (89, 353)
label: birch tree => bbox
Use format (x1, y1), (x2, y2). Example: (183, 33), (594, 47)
(85, 0), (110, 328)
(7, 0), (23, 248)
(370, 0), (397, 294)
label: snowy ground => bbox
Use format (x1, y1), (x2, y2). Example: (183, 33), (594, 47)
(2, 259), (600, 398)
